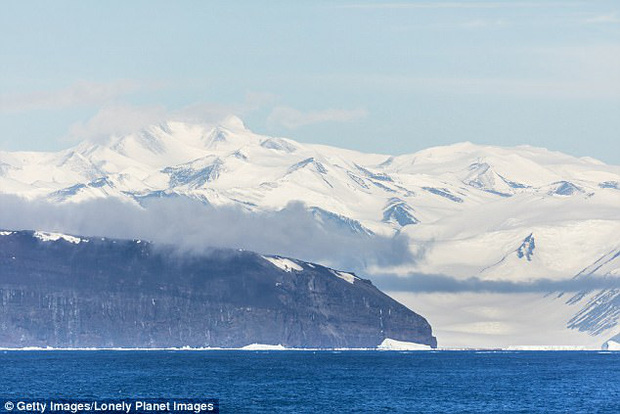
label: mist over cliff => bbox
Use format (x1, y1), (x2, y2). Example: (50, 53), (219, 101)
(0, 230), (436, 349)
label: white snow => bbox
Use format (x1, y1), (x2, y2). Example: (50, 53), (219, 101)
(505, 345), (591, 351)
(604, 340), (620, 351)
(2, 116), (620, 348)
(240, 343), (287, 351)
(331, 270), (357, 284)
(33, 231), (85, 244)
(262, 256), (303, 272)
(1, 118), (615, 281)
(377, 338), (432, 351)
(389, 291), (617, 350)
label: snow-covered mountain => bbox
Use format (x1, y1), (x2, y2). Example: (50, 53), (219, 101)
(1, 115), (619, 347)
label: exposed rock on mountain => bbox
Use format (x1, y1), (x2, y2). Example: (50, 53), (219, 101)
(0, 230), (436, 349)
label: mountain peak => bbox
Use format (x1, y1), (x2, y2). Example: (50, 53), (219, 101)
(218, 115), (247, 132)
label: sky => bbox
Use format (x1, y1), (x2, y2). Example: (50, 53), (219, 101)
(1, 0), (619, 163)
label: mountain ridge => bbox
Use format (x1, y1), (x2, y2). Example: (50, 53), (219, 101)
(1, 116), (619, 346)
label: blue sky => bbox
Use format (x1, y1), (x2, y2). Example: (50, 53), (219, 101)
(1, 0), (619, 163)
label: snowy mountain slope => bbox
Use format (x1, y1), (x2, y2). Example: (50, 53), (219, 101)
(2, 117), (617, 234)
(1, 115), (619, 345)
(563, 248), (620, 336)
(389, 290), (618, 349)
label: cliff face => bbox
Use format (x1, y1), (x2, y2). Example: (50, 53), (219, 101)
(0, 230), (436, 348)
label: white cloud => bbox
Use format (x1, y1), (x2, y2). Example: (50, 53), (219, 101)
(170, 102), (242, 124)
(344, 75), (620, 99)
(585, 12), (620, 24)
(65, 103), (241, 143)
(64, 92), (279, 142)
(340, 2), (580, 10)
(390, 18), (511, 32)
(66, 104), (168, 143)
(0, 196), (413, 272)
(244, 91), (279, 110)
(315, 44), (620, 100)
(173, 92), (277, 124)
(460, 18), (508, 29)
(0, 80), (141, 113)
(267, 106), (368, 129)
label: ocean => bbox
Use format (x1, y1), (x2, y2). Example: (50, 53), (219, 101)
(1, 351), (618, 413)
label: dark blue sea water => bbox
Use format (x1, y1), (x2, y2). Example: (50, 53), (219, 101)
(1, 351), (618, 413)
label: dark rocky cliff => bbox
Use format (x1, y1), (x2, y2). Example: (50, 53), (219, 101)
(0, 230), (436, 348)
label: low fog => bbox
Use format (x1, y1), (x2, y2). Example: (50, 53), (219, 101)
(2, 194), (618, 294)
(0, 195), (412, 273)
(375, 272), (620, 293)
